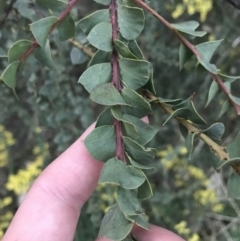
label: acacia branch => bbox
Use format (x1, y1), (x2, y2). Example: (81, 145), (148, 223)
(133, 0), (240, 115)
(146, 92), (240, 173)
(110, 0), (125, 161)
(68, 39), (95, 57)
(19, 0), (79, 62)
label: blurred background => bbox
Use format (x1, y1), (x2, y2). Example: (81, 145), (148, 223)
(0, 0), (240, 240)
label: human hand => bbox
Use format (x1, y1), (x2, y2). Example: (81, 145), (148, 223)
(2, 123), (185, 241)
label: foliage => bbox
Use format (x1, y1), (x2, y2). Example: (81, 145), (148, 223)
(1, 0), (240, 240)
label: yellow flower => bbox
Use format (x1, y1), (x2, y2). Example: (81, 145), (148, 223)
(174, 221), (191, 235)
(188, 166), (205, 180)
(212, 203), (224, 213)
(188, 233), (200, 241)
(0, 197), (12, 209)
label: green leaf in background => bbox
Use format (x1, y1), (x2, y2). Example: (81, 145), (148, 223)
(123, 137), (156, 163)
(90, 83), (127, 106)
(84, 126), (116, 162)
(179, 124), (188, 140)
(78, 10), (110, 35)
(34, 40), (56, 69)
(30, 16), (58, 47)
(121, 88), (152, 118)
(78, 63), (112, 93)
(118, 0), (139, 7)
(137, 174), (153, 200)
(179, 44), (193, 70)
(0, 61), (20, 88)
(186, 133), (196, 159)
(99, 204), (133, 240)
(218, 73), (240, 83)
(96, 107), (115, 127)
(126, 214), (150, 230)
(57, 15), (75, 41)
(94, 0), (111, 5)
(122, 114), (158, 145)
(202, 123), (225, 141)
(227, 173), (240, 199)
(89, 50), (111, 66)
(99, 158), (146, 189)
(226, 132), (240, 159)
(171, 21), (207, 37)
(117, 187), (144, 215)
(87, 22), (112, 52)
(217, 158), (240, 171)
(70, 47), (88, 65)
(118, 5), (145, 40)
(8, 40), (32, 63)
(119, 58), (150, 89)
(172, 96), (207, 125)
(158, 97), (182, 106)
(205, 81), (220, 107)
(229, 94), (240, 106)
(218, 100), (230, 118)
(114, 40), (137, 59)
(36, 0), (67, 12)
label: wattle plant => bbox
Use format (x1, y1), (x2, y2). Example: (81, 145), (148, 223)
(1, 0), (240, 240)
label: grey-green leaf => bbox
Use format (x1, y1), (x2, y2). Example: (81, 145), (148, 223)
(227, 173), (240, 199)
(99, 204), (133, 240)
(0, 61), (20, 88)
(203, 123), (225, 141)
(117, 187), (144, 215)
(89, 50), (111, 67)
(57, 15), (75, 41)
(8, 40), (32, 63)
(78, 10), (110, 35)
(84, 125), (116, 162)
(206, 81), (219, 107)
(123, 114), (158, 145)
(126, 214), (150, 230)
(119, 58), (150, 90)
(137, 174), (153, 200)
(78, 63), (112, 93)
(30, 16), (58, 47)
(70, 47), (88, 65)
(179, 44), (193, 70)
(96, 107), (115, 127)
(94, 0), (111, 5)
(99, 158), (146, 189)
(90, 83), (127, 106)
(121, 88), (152, 118)
(171, 21), (207, 37)
(114, 40), (137, 59)
(123, 137), (156, 163)
(34, 40), (56, 69)
(226, 132), (240, 159)
(118, 5), (145, 40)
(229, 94), (240, 106)
(87, 22), (112, 52)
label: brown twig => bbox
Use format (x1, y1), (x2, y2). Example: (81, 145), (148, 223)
(133, 0), (240, 115)
(110, 0), (125, 161)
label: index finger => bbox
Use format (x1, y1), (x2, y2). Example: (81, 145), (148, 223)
(3, 122), (104, 241)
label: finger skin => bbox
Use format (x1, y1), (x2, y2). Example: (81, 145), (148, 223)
(3, 123), (104, 241)
(96, 225), (185, 241)
(132, 225), (185, 241)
